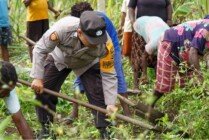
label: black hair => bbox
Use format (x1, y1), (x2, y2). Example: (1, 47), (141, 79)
(0, 61), (18, 87)
(70, 2), (94, 18)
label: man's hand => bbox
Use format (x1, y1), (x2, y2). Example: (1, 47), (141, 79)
(106, 105), (118, 115)
(31, 79), (44, 94)
(23, 0), (32, 7)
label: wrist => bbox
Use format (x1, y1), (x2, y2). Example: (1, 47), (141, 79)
(34, 78), (43, 82)
(107, 104), (115, 106)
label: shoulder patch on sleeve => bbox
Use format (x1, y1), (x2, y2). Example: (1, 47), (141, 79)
(50, 32), (59, 41)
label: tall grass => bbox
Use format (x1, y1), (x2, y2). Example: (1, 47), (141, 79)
(172, 0), (209, 23)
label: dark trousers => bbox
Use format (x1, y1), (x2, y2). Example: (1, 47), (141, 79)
(26, 19), (49, 43)
(36, 56), (109, 128)
(26, 19), (49, 61)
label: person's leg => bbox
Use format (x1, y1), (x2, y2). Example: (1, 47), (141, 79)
(141, 51), (149, 83)
(26, 21), (34, 61)
(12, 110), (34, 139)
(80, 63), (110, 138)
(1, 45), (9, 61)
(26, 20), (47, 62)
(118, 93), (131, 116)
(0, 27), (11, 61)
(153, 41), (178, 107)
(35, 56), (71, 138)
(70, 77), (86, 120)
(4, 89), (33, 139)
(41, 19), (49, 35)
(70, 100), (79, 120)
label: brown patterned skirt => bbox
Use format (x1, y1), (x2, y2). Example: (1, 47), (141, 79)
(130, 32), (157, 89)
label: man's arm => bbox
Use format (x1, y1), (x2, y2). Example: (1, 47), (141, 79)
(189, 27), (209, 71)
(166, 2), (173, 26)
(189, 47), (200, 70)
(30, 25), (63, 93)
(128, 8), (135, 26)
(47, 1), (60, 19)
(99, 39), (118, 113)
(118, 12), (126, 38)
(118, 0), (127, 36)
(128, 0), (137, 26)
(4, 89), (33, 139)
(12, 110), (34, 139)
(189, 47), (203, 82)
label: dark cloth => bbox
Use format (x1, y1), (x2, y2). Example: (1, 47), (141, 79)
(80, 63), (110, 128)
(36, 55), (109, 128)
(35, 55), (71, 125)
(0, 27), (12, 46)
(128, 0), (171, 21)
(163, 20), (209, 64)
(26, 19), (49, 45)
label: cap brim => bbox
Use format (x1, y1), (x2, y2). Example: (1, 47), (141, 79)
(83, 32), (107, 45)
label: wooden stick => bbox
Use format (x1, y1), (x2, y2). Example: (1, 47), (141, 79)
(18, 79), (163, 132)
(19, 35), (35, 46)
(117, 94), (171, 123)
(126, 89), (141, 95)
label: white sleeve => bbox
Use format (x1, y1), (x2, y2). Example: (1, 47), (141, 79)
(121, 0), (127, 13)
(4, 89), (20, 114)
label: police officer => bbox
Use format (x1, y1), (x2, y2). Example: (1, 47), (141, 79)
(30, 11), (118, 139)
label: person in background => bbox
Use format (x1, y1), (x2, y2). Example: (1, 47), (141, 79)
(69, 2), (131, 121)
(128, 0), (173, 90)
(118, 0), (132, 59)
(133, 16), (170, 79)
(23, 0), (60, 61)
(151, 18), (209, 107)
(30, 11), (118, 139)
(0, 0), (12, 61)
(0, 61), (33, 139)
(133, 16), (170, 55)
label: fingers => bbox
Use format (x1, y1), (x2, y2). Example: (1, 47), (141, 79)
(31, 79), (44, 94)
(31, 84), (43, 94)
(106, 105), (118, 116)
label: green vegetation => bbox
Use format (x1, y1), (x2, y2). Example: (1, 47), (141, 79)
(0, 0), (209, 139)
